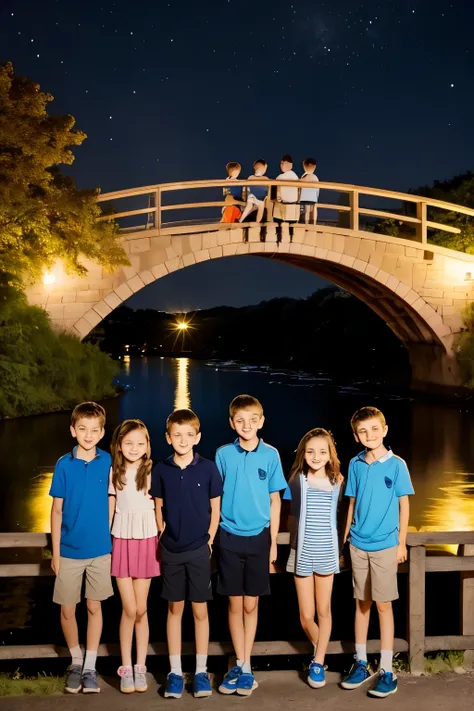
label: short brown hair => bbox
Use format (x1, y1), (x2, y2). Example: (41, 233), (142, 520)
(226, 161), (241, 175)
(166, 408), (200, 434)
(303, 157), (317, 168)
(281, 154), (293, 164)
(253, 159), (267, 169)
(351, 406), (386, 433)
(71, 401), (106, 428)
(229, 394), (263, 419)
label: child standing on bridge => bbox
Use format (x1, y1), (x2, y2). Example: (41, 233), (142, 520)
(216, 395), (287, 697)
(341, 406), (414, 698)
(109, 419), (160, 694)
(50, 402), (113, 694)
(285, 428), (344, 690)
(239, 159), (269, 223)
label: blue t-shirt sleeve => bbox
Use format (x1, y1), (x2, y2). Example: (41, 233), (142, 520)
(282, 483), (292, 500)
(395, 459), (415, 497)
(215, 449), (225, 480)
(209, 463), (224, 499)
(49, 459), (66, 498)
(150, 467), (163, 498)
(345, 460), (357, 497)
(268, 451), (287, 493)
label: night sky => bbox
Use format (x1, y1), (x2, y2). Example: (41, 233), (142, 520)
(1, 0), (473, 311)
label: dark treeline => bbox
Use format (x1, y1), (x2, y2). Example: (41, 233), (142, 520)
(89, 287), (411, 386)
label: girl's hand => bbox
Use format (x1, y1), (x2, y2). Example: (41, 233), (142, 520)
(270, 542), (278, 566)
(51, 556), (60, 576)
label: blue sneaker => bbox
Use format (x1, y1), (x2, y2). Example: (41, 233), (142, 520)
(308, 660), (326, 688)
(65, 664), (82, 694)
(81, 669), (100, 694)
(236, 672), (258, 696)
(340, 659), (373, 689)
(368, 670), (398, 698)
(218, 666), (242, 695)
(164, 673), (184, 699)
(193, 672), (212, 698)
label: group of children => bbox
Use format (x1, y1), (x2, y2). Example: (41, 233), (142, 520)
(49, 397), (414, 700)
(222, 155), (320, 225)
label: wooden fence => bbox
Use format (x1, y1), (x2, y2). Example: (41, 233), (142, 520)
(1, 530), (473, 674)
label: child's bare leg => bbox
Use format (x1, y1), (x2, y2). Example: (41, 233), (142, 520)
(61, 605), (79, 649)
(133, 578), (151, 666)
(294, 575), (319, 649)
(255, 200), (265, 222)
(243, 596), (259, 663)
(376, 601), (394, 652)
(239, 202), (256, 222)
(117, 578), (137, 667)
(228, 596), (245, 661)
(304, 205), (311, 224)
(314, 574), (334, 665)
(355, 599), (372, 647)
(86, 599), (103, 652)
(192, 602), (209, 656)
(312, 205), (318, 224)
(167, 601), (184, 656)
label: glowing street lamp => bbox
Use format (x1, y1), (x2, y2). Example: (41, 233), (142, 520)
(176, 321), (188, 331)
(43, 271), (56, 286)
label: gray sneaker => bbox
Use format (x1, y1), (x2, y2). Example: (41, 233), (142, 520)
(81, 669), (100, 694)
(134, 664), (148, 693)
(65, 664), (82, 694)
(118, 665), (135, 694)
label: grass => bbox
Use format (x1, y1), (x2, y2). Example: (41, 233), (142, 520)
(0, 670), (65, 697)
(424, 651), (465, 674)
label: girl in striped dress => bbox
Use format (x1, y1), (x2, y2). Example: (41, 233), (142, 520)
(286, 428), (344, 689)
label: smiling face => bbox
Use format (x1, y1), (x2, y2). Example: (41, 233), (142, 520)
(120, 427), (148, 465)
(70, 416), (104, 452)
(166, 422), (201, 457)
(354, 417), (388, 450)
(230, 407), (264, 443)
(304, 436), (330, 475)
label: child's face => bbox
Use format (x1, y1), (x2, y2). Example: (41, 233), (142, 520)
(354, 417), (388, 450)
(280, 160), (292, 173)
(166, 422), (201, 457)
(120, 428), (148, 465)
(230, 407), (264, 442)
(304, 436), (330, 475)
(254, 163), (267, 176)
(70, 416), (104, 451)
(229, 167), (241, 179)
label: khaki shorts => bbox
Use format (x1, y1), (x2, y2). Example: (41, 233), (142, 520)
(349, 543), (398, 602)
(53, 554), (113, 606)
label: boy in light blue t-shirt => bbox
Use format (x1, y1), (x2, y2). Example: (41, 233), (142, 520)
(341, 406), (414, 699)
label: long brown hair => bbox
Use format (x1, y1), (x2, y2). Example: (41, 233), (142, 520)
(288, 428), (341, 486)
(111, 419), (152, 492)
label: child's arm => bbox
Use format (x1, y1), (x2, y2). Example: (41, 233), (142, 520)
(208, 496), (221, 553)
(154, 497), (165, 535)
(397, 495), (410, 563)
(269, 491), (281, 566)
(108, 495), (116, 530)
(343, 497), (355, 544)
(50, 497), (63, 575)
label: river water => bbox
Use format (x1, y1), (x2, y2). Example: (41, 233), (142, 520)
(0, 357), (473, 648)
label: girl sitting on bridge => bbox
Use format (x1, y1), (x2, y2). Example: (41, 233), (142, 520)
(109, 419), (160, 694)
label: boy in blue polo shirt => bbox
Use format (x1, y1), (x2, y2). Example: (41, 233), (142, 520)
(341, 406), (414, 699)
(216, 394), (287, 697)
(151, 409), (222, 700)
(50, 402), (113, 694)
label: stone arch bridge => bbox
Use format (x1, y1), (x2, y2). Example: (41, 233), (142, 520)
(26, 179), (474, 389)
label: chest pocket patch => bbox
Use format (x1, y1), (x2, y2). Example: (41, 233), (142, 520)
(384, 477), (393, 489)
(258, 468), (267, 481)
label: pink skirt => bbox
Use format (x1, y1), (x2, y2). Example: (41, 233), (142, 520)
(111, 535), (160, 579)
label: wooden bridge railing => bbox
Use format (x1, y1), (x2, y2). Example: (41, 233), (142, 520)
(96, 179), (474, 246)
(1, 530), (473, 674)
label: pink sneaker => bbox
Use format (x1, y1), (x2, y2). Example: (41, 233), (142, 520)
(118, 665), (134, 693)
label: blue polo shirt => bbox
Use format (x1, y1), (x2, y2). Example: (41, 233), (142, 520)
(150, 453), (223, 553)
(49, 446), (112, 560)
(345, 449), (414, 551)
(216, 439), (287, 537)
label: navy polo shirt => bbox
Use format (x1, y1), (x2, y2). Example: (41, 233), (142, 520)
(151, 453), (223, 553)
(49, 446), (112, 560)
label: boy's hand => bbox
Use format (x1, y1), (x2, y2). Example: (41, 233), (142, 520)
(397, 543), (407, 564)
(51, 556), (60, 576)
(208, 539), (214, 556)
(270, 542), (278, 566)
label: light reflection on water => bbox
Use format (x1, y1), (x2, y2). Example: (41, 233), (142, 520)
(174, 357), (191, 410)
(27, 470), (53, 533)
(421, 474), (474, 553)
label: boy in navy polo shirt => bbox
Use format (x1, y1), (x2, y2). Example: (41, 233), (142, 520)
(49, 402), (113, 694)
(341, 406), (414, 699)
(216, 395), (287, 696)
(151, 409), (222, 699)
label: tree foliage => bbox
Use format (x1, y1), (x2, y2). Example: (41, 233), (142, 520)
(0, 62), (127, 287)
(0, 287), (118, 418)
(455, 302), (474, 388)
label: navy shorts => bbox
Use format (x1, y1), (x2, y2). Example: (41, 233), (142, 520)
(160, 542), (212, 602)
(217, 528), (270, 597)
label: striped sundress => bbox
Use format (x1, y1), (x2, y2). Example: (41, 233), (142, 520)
(297, 483), (338, 576)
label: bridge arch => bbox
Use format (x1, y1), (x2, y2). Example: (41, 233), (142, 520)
(26, 180), (474, 389)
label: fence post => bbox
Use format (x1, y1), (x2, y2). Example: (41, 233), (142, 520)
(408, 545), (426, 674)
(459, 544), (474, 669)
(155, 188), (161, 231)
(416, 201), (427, 243)
(349, 190), (359, 231)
